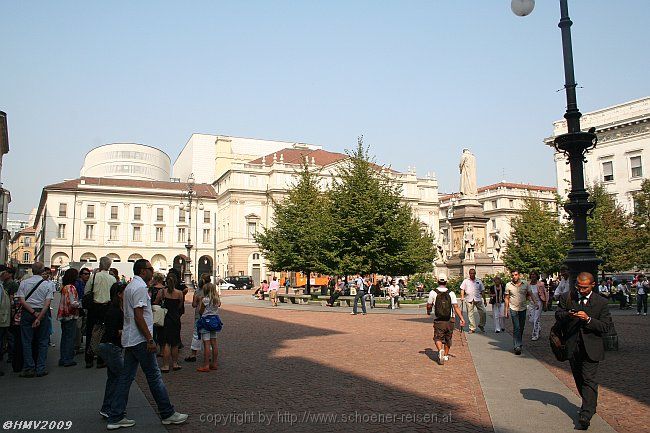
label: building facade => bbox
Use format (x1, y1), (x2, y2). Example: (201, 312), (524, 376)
(10, 227), (36, 266)
(0, 111), (11, 264)
(439, 182), (557, 261)
(33, 177), (218, 277)
(210, 147), (440, 285)
(546, 96), (650, 213)
(81, 143), (172, 182)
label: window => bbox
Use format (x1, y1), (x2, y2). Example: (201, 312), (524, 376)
(24, 237), (31, 247)
(110, 206), (118, 219)
(58, 224), (66, 239)
(133, 226), (141, 241)
(203, 228), (211, 243)
(491, 219), (497, 229)
(133, 206), (142, 221)
(603, 161), (614, 182)
(631, 156), (643, 178)
(178, 228), (186, 242)
(179, 210), (186, 223)
(156, 208), (164, 222)
(491, 200), (497, 209)
(247, 222), (257, 240)
(23, 252), (30, 263)
(85, 224), (95, 240)
(59, 203), (67, 217)
(109, 225), (118, 241)
(509, 199), (514, 208)
(87, 205), (95, 219)
(156, 227), (164, 242)
(253, 253), (260, 260)
(249, 175), (257, 187)
(204, 210), (211, 224)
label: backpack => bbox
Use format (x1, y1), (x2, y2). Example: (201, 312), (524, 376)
(434, 289), (452, 321)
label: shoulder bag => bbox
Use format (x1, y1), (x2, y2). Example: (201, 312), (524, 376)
(82, 272), (97, 309)
(153, 296), (167, 327)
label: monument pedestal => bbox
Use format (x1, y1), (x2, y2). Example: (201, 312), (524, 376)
(444, 199), (497, 279)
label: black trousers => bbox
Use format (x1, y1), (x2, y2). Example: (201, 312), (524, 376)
(85, 303), (109, 364)
(328, 291), (341, 305)
(569, 348), (600, 420)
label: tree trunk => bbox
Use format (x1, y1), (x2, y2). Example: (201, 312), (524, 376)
(305, 269), (311, 295)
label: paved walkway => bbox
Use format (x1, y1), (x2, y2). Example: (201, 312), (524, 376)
(1, 299), (165, 433)
(463, 314), (616, 433)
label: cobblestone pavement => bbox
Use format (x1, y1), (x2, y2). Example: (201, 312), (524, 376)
(502, 312), (650, 433)
(137, 294), (493, 433)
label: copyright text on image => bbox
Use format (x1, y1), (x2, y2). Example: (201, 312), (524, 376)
(199, 411), (453, 426)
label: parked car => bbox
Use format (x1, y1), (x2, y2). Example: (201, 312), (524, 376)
(225, 276), (254, 290)
(218, 282), (236, 291)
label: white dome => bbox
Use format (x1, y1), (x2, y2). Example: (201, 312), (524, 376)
(81, 143), (171, 181)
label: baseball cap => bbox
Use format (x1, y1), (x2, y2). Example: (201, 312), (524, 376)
(438, 273), (447, 283)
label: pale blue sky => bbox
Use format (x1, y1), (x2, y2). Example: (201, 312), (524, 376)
(2, 0), (649, 218)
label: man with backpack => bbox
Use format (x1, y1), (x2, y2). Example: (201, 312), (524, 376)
(426, 274), (466, 365)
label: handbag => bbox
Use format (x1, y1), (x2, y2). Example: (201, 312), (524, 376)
(152, 297), (167, 327)
(549, 322), (568, 362)
(90, 323), (105, 355)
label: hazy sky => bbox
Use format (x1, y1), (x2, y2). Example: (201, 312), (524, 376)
(2, 0), (649, 219)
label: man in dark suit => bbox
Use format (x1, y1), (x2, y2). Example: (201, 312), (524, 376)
(556, 272), (612, 430)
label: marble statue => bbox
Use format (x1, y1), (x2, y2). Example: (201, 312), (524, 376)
(459, 148), (478, 197)
(463, 226), (475, 261)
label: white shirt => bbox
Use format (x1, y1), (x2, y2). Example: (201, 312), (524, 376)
(269, 280), (280, 291)
(122, 276), (153, 348)
(460, 278), (485, 302)
(389, 284), (400, 297)
(17, 275), (55, 309)
(554, 278), (570, 298)
(427, 286), (458, 319)
(637, 280), (647, 295)
(202, 297), (220, 317)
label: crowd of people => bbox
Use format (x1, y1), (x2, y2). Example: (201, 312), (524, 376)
(0, 257), (231, 429)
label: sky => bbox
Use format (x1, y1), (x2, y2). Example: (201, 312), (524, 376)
(2, 0), (649, 219)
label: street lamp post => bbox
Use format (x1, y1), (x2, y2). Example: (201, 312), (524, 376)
(512, 0), (601, 284)
(179, 173), (204, 287)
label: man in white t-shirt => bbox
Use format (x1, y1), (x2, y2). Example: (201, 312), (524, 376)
(107, 259), (188, 430)
(426, 274), (465, 365)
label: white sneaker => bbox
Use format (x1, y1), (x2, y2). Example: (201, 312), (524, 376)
(107, 418), (135, 430)
(438, 349), (445, 365)
(443, 355), (449, 362)
(99, 411), (109, 419)
(162, 412), (189, 425)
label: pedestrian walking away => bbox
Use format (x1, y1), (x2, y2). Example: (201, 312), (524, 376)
(85, 256), (117, 369)
(57, 268), (80, 367)
(635, 274), (648, 316)
(106, 259), (188, 430)
(196, 282), (222, 372)
(97, 282), (126, 419)
(555, 272), (612, 430)
(504, 269), (534, 355)
(426, 274), (466, 365)
(460, 268), (487, 333)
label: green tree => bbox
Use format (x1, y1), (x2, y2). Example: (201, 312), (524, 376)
(502, 198), (570, 275)
(631, 179), (650, 269)
(327, 137), (436, 276)
(587, 183), (635, 273)
(254, 162), (333, 294)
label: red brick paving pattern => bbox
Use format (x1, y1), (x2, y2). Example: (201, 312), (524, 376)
(505, 313), (650, 433)
(137, 295), (493, 433)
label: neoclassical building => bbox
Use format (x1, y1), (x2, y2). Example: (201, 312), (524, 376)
(546, 96), (649, 213)
(208, 146), (439, 285)
(34, 177), (218, 276)
(438, 182), (557, 261)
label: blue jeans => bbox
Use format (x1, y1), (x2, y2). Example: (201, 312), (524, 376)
(97, 343), (125, 415)
(59, 319), (77, 365)
(20, 310), (50, 374)
(108, 341), (175, 423)
(353, 290), (367, 314)
(510, 309), (527, 349)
